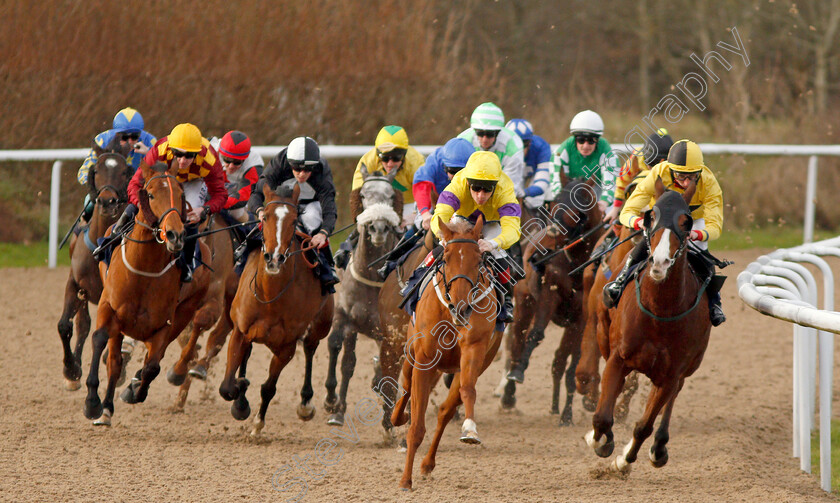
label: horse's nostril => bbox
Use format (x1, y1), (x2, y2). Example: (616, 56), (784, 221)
(264, 252), (271, 263)
(277, 254), (286, 264)
(166, 230), (178, 242)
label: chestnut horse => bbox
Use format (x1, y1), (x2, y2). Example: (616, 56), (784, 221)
(501, 178), (605, 424)
(585, 179), (711, 474)
(83, 161), (212, 425)
(391, 216), (504, 490)
(219, 183), (333, 436)
(57, 150), (132, 391)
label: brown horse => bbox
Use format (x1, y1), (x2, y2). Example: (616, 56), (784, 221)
(166, 213), (237, 409)
(585, 179), (710, 474)
(57, 150), (132, 391)
(501, 178), (605, 425)
(219, 183), (333, 436)
(391, 215), (504, 490)
(83, 161), (212, 425)
(576, 226), (641, 419)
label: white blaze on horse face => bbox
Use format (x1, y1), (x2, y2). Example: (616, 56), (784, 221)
(273, 205), (289, 258)
(650, 229), (673, 282)
(105, 158), (118, 169)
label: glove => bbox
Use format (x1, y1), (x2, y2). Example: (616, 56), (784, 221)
(632, 217), (644, 231)
(689, 230), (705, 241)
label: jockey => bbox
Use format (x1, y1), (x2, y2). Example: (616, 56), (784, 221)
(334, 125), (424, 269)
(246, 136), (339, 294)
(603, 139), (726, 326)
(431, 151), (522, 323)
(376, 137), (475, 280)
(505, 118), (552, 210)
(209, 130), (263, 224)
(458, 102), (526, 199)
(549, 110), (619, 212)
(77, 107), (157, 222)
(113, 123), (227, 283)
(603, 128), (673, 223)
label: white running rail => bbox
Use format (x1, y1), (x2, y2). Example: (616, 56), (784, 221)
(0, 143), (837, 267)
(738, 236), (840, 492)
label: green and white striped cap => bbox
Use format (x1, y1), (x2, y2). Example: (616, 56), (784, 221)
(470, 102), (505, 130)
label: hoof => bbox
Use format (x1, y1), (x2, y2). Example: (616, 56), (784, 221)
(120, 380), (139, 404)
(84, 397), (103, 420)
(93, 409), (112, 426)
(63, 362), (83, 382)
(585, 430), (615, 458)
(188, 364), (208, 381)
(595, 438), (614, 458)
(506, 369), (525, 384)
(500, 393), (516, 410)
(251, 417), (265, 437)
(327, 413), (344, 426)
(559, 409), (573, 427)
(231, 400), (251, 421)
(581, 394), (598, 412)
(380, 427), (397, 446)
(649, 447), (669, 468)
(166, 366), (187, 386)
(398, 437), (407, 453)
(65, 378), (81, 391)
(612, 455), (632, 474)
(297, 403), (316, 422)
(459, 431), (482, 445)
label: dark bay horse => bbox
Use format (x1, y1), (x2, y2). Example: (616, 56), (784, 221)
(83, 161), (213, 426)
(219, 183), (333, 436)
(323, 167), (401, 435)
(391, 216), (504, 490)
(585, 179), (711, 474)
(501, 178), (605, 424)
(57, 150), (132, 391)
(577, 225), (641, 419)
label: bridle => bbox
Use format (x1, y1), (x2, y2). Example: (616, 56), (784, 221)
(433, 238), (496, 325)
(136, 173), (186, 244)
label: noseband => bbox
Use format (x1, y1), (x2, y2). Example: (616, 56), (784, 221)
(435, 238), (495, 324)
(261, 199), (316, 265)
(137, 173), (185, 244)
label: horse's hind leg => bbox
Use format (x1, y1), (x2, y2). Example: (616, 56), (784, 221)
(96, 333), (125, 426)
(612, 379), (680, 474)
(252, 344), (295, 436)
(391, 357), (414, 427)
(553, 322), (583, 425)
(297, 330), (322, 422)
(576, 304), (602, 412)
(84, 303), (119, 421)
(615, 370), (640, 422)
(120, 323), (174, 405)
(421, 372), (462, 476)
(399, 366), (434, 490)
(586, 352), (630, 458)
(376, 331), (404, 442)
(328, 329), (358, 427)
(323, 323), (346, 417)
(190, 310), (232, 380)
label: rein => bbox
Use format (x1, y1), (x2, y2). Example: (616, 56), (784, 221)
(634, 264), (711, 322)
(433, 238), (495, 324)
(139, 173), (185, 244)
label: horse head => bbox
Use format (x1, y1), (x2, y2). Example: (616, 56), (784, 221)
(137, 161), (186, 253)
(89, 152), (132, 219)
(645, 177), (695, 282)
(356, 202), (400, 248)
(546, 177), (600, 240)
(437, 214), (488, 325)
(261, 182), (300, 274)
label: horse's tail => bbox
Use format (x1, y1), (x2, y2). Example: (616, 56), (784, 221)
(390, 359), (413, 427)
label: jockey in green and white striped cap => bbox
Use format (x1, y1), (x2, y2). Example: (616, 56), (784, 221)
(470, 102), (506, 130)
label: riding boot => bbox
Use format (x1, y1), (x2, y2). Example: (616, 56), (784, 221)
(317, 247), (340, 295)
(377, 230), (423, 280)
(179, 225), (199, 283)
(603, 255), (634, 309)
(707, 274), (727, 326)
(93, 204), (137, 261)
(507, 241), (526, 281)
(334, 228), (359, 270)
(500, 278), (515, 324)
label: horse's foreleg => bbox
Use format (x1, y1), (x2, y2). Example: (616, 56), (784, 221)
(399, 366), (434, 490)
(219, 327), (246, 401)
(252, 344), (295, 436)
(510, 290), (557, 383)
(377, 331), (404, 438)
(96, 333), (125, 426)
(84, 303), (118, 421)
(586, 352), (630, 458)
(613, 378), (680, 474)
(323, 324), (346, 415)
(328, 330), (357, 426)
(123, 324), (171, 404)
(615, 370), (640, 422)
(648, 377), (682, 468)
(190, 310), (232, 380)
(505, 291), (536, 384)
(390, 357), (414, 428)
(58, 276), (84, 386)
(421, 372), (462, 475)
(576, 299), (603, 412)
(458, 340), (488, 444)
(554, 321), (584, 425)
(297, 331), (321, 422)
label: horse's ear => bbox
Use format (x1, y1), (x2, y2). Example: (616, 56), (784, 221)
(631, 154), (640, 172)
(437, 216), (453, 242)
(654, 176), (666, 198)
(679, 213), (694, 236)
(386, 167), (398, 183)
(360, 163), (369, 180)
(643, 209), (653, 230)
(585, 175), (597, 188)
(263, 181), (273, 199)
(681, 178), (697, 205)
(473, 214), (485, 238)
(292, 182), (301, 204)
(151, 161), (168, 174)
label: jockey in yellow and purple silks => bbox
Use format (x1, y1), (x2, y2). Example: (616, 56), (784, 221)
(603, 139), (726, 327)
(431, 150), (522, 322)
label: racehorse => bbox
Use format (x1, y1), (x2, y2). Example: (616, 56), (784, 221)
(219, 183), (334, 436)
(391, 215), (504, 490)
(585, 178), (711, 474)
(323, 166), (402, 436)
(57, 149), (132, 391)
(165, 213), (237, 410)
(501, 178), (605, 425)
(83, 161), (212, 426)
